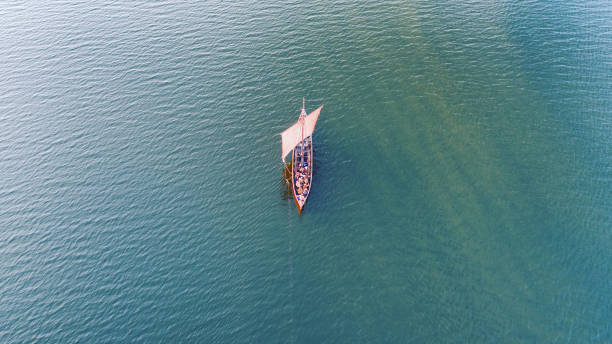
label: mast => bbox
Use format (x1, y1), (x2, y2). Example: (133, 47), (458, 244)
(300, 98), (305, 167)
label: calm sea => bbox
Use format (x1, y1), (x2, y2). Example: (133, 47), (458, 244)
(1, 1), (611, 342)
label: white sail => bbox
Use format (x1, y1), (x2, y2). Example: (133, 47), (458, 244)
(303, 106), (322, 140)
(281, 105), (323, 161)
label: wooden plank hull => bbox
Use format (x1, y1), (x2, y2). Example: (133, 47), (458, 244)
(291, 137), (313, 215)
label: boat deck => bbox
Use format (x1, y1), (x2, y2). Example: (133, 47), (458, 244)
(292, 137), (313, 211)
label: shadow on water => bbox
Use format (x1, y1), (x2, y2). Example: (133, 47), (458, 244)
(280, 161), (293, 201)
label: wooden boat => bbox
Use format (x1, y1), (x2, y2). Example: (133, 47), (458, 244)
(281, 98), (323, 214)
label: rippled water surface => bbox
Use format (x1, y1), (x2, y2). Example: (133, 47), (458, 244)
(1, 1), (611, 342)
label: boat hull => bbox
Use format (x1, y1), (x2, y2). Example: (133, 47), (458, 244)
(291, 137), (313, 215)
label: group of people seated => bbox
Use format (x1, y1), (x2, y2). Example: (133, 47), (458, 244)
(294, 164), (310, 202)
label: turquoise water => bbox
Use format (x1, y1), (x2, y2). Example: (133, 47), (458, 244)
(1, 1), (611, 342)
